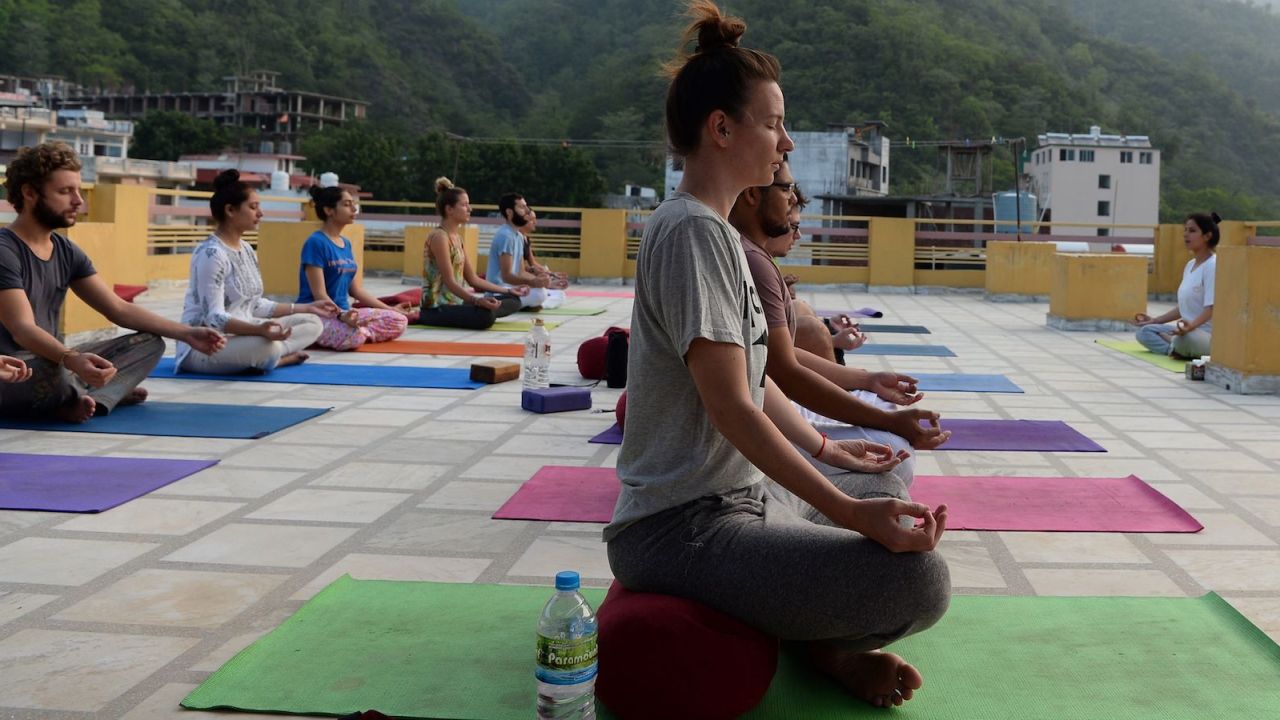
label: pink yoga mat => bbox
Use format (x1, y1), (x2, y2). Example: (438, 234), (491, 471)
(492, 468), (1201, 532)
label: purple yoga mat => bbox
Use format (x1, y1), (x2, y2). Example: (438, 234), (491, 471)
(0, 453), (217, 512)
(830, 419), (1106, 452)
(912, 475), (1202, 532)
(589, 424), (624, 445)
(492, 468), (1201, 533)
(493, 466), (617, 523)
(817, 307), (884, 318)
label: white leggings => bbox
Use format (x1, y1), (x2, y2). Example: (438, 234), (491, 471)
(179, 314), (324, 374)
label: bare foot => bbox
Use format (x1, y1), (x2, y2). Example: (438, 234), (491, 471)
(119, 386), (149, 406)
(56, 395), (97, 424)
(278, 351), (310, 368)
(811, 647), (924, 709)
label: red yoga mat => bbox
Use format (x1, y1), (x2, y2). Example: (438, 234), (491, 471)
(492, 467), (1202, 533)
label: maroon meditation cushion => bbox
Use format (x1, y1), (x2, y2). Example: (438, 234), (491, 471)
(375, 288), (422, 307)
(596, 581), (779, 720)
(615, 391), (627, 431)
(113, 284), (148, 303)
(577, 326), (629, 380)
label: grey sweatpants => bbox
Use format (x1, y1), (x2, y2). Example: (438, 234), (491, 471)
(0, 332), (164, 418)
(606, 470), (950, 653)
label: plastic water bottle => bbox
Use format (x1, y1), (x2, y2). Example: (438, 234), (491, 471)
(535, 570), (598, 719)
(523, 318), (551, 389)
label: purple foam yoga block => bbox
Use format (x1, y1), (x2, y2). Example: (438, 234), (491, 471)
(522, 387), (592, 414)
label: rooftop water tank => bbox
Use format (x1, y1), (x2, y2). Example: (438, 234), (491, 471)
(270, 170), (289, 192)
(320, 172), (339, 188)
(993, 191), (1037, 234)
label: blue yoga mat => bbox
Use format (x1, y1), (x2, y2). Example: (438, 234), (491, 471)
(151, 358), (484, 390)
(913, 374), (1023, 393)
(857, 324), (931, 334)
(850, 344), (956, 357)
(0, 402), (329, 439)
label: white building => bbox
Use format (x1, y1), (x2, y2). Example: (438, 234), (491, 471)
(1029, 126), (1160, 237)
(664, 122), (890, 215)
(47, 109), (131, 160)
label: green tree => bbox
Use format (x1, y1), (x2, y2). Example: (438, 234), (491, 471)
(130, 111), (243, 161)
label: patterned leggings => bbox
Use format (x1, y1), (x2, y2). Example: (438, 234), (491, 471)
(314, 308), (408, 350)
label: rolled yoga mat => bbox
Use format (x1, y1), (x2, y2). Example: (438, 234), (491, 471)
(493, 466), (1202, 532)
(0, 453), (217, 512)
(151, 358), (484, 390)
(0, 402), (329, 439)
(354, 340), (524, 357)
(1095, 338), (1188, 373)
(829, 419), (1106, 452)
(848, 343), (956, 357)
(182, 576), (1280, 719)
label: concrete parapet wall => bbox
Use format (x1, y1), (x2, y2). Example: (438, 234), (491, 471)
(1048, 253), (1147, 328)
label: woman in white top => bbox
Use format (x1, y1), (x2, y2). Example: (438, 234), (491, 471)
(1135, 212), (1219, 359)
(177, 169), (337, 374)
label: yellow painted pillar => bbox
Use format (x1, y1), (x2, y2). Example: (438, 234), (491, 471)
(868, 217), (914, 289)
(1047, 253), (1148, 330)
(1217, 220), (1253, 249)
(579, 209), (627, 280)
(462, 224), (479, 271)
(84, 183), (149, 286)
(984, 240), (1055, 300)
(403, 226), (431, 279)
(1150, 224), (1185, 296)
(257, 221), (365, 297)
(1206, 244), (1280, 394)
(61, 223), (118, 337)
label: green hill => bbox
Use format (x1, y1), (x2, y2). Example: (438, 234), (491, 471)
(1, 0), (1276, 217)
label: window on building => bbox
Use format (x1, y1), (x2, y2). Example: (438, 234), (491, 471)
(1139, 152), (1153, 164)
(1097, 228), (1110, 237)
(882, 167), (887, 182)
(1099, 174), (1111, 189)
(1120, 151), (1133, 164)
(1098, 200), (1111, 217)
(1080, 150), (1095, 162)
(1059, 148), (1076, 161)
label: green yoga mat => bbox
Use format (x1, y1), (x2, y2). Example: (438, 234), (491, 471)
(183, 578), (1280, 719)
(536, 306), (606, 316)
(1096, 338), (1188, 372)
(421, 319), (562, 332)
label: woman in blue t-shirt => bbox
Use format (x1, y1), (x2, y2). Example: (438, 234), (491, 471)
(298, 186), (409, 350)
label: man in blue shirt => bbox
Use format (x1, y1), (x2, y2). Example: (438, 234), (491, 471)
(486, 193), (566, 309)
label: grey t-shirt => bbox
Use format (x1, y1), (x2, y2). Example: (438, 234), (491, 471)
(0, 228), (97, 354)
(605, 192), (769, 541)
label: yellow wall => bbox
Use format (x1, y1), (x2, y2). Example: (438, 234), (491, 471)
(258, 222), (366, 297)
(1151, 224), (1185, 295)
(985, 241), (1055, 295)
(147, 254), (191, 283)
(85, 183), (149, 286)
(579, 209), (628, 279)
(868, 217), (914, 287)
(1211, 245), (1280, 376)
(61, 223), (118, 336)
(1049, 253), (1148, 321)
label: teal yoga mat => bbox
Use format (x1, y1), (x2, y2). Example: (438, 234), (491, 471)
(0, 402), (328, 438)
(183, 578), (1280, 719)
(851, 343), (956, 357)
(151, 358), (483, 389)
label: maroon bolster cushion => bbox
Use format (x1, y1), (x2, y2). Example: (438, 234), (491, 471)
(577, 336), (609, 379)
(113, 284), (148, 303)
(615, 391), (627, 431)
(596, 581), (779, 720)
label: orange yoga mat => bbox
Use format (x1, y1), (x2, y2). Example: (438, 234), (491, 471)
(353, 340), (523, 358)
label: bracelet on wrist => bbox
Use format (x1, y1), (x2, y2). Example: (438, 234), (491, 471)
(57, 349), (80, 367)
(811, 432), (828, 459)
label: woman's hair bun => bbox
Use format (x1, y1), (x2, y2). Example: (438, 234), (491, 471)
(308, 185), (324, 201)
(435, 176), (454, 195)
(1210, 211), (1222, 224)
(213, 168), (241, 190)
(691, 1), (745, 52)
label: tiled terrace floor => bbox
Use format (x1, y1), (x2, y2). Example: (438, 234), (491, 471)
(1, 278), (1278, 717)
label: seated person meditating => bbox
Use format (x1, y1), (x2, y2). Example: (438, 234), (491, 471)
(520, 208), (570, 292)
(298, 186), (408, 350)
(0, 142), (225, 422)
(1135, 212), (1219, 359)
(779, 191), (865, 363)
(487, 192), (566, 310)
(608, 3), (950, 711)
(420, 178), (528, 329)
(729, 160), (949, 455)
(177, 170), (337, 374)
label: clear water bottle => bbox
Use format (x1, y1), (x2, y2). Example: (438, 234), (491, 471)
(535, 570), (598, 719)
(523, 318), (551, 389)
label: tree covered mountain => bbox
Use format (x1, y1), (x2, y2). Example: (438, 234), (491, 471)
(1, 0), (1276, 217)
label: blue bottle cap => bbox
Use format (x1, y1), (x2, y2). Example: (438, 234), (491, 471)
(555, 571), (580, 591)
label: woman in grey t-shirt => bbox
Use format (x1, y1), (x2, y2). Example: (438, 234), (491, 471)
(604, 2), (951, 711)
